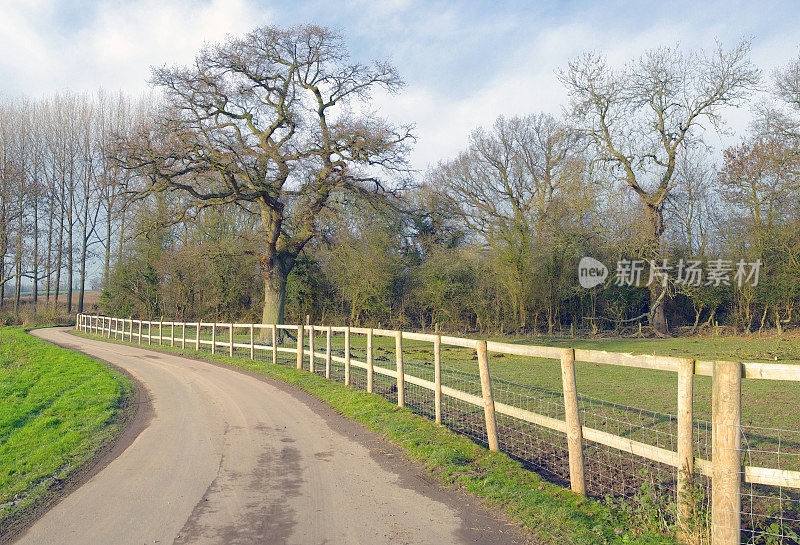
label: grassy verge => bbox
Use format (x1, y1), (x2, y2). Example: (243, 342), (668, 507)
(73, 330), (677, 544)
(0, 327), (131, 534)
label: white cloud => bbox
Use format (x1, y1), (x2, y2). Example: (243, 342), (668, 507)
(0, 0), (272, 97)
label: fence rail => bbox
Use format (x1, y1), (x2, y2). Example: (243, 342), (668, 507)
(76, 314), (800, 545)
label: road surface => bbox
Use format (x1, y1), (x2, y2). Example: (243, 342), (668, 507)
(16, 327), (529, 545)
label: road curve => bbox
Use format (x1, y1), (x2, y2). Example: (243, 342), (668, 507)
(17, 328), (529, 545)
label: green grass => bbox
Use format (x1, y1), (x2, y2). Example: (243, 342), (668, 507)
(0, 327), (131, 530)
(76, 329), (679, 544)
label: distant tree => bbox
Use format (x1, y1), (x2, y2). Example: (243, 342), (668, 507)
(560, 41), (759, 335)
(430, 113), (589, 331)
(116, 25), (413, 325)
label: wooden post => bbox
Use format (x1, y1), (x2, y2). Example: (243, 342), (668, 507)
(249, 324), (254, 360)
(229, 323), (234, 357)
(560, 347), (586, 494)
(477, 340), (499, 452)
(211, 323), (216, 354)
(712, 360), (742, 545)
(434, 334), (442, 425)
(196, 323), (201, 351)
(107, 317), (112, 338)
(147, 321), (151, 344)
(272, 324), (277, 365)
(325, 326), (332, 379)
(159, 319), (163, 345)
(170, 322), (175, 347)
(344, 326), (351, 386)
(677, 358), (695, 534)
(296, 324), (304, 370)
(181, 322), (186, 349)
(367, 328), (374, 393)
(396, 331), (404, 407)
(309, 325), (315, 373)
(138, 320), (142, 344)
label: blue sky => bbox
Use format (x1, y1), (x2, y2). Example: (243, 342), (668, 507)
(1, 0), (799, 171)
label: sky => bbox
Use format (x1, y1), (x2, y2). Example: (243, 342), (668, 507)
(1, 0), (800, 173)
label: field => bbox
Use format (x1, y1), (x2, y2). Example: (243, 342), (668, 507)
(0, 327), (130, 535)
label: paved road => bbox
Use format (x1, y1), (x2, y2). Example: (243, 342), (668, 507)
(17, 328), (529, 545)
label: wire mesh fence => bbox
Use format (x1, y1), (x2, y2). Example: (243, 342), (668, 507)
(78, 315), (800, 544)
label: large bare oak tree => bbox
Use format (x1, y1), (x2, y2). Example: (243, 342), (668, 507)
(117, 25), (413, 325)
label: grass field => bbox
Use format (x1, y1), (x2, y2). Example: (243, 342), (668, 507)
(0, 327), (130, 532)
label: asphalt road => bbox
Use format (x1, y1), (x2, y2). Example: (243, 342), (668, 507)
(16, 328), (529, 545)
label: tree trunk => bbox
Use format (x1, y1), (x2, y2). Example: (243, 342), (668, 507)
(45, 194), (53, 303)
(104, 211), (112, 287)
(261, 266), (287, 326)
(33, 187), (39, 306)
(646, 203), (669, 336)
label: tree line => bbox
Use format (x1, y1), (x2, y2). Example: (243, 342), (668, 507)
(3, 25), (799, 335)
(0, 91), (148, 323)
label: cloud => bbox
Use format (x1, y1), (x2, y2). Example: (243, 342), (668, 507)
(0, 0), (272, 97)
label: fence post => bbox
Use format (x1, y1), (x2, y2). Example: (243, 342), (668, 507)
(211, 323), (216, 354)
(170, 322), (175, 347)
(229, 323), (234, 357)
(344, 326), (351, 386)
(396, 331), (404, 407)
(250, 324), (255, 360)
(196, 323), (201, 351)
(560, 347), (586, 495)
(712, 360), (742, 545)
(107, 317), (112, 338)
(434, 334), (442, 425)
(181, 322), (186, 349)
(296, 324), (304, 370)
(272, 324), (277, 365)
(147, 321), (151, 345)
(309, 325), (315, 373)
(159, 319), (163, 345)
(138, 320), (142, 344)
(677, 358), (695, 535)
(477, 340), (499, 452)
(367, 328), (374, 393)
(325, 326), (332, 379)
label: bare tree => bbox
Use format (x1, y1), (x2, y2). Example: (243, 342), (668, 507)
(559, 41), (759, 334)
(431, 113), (589, 331)
(116, 25), (413, 325)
